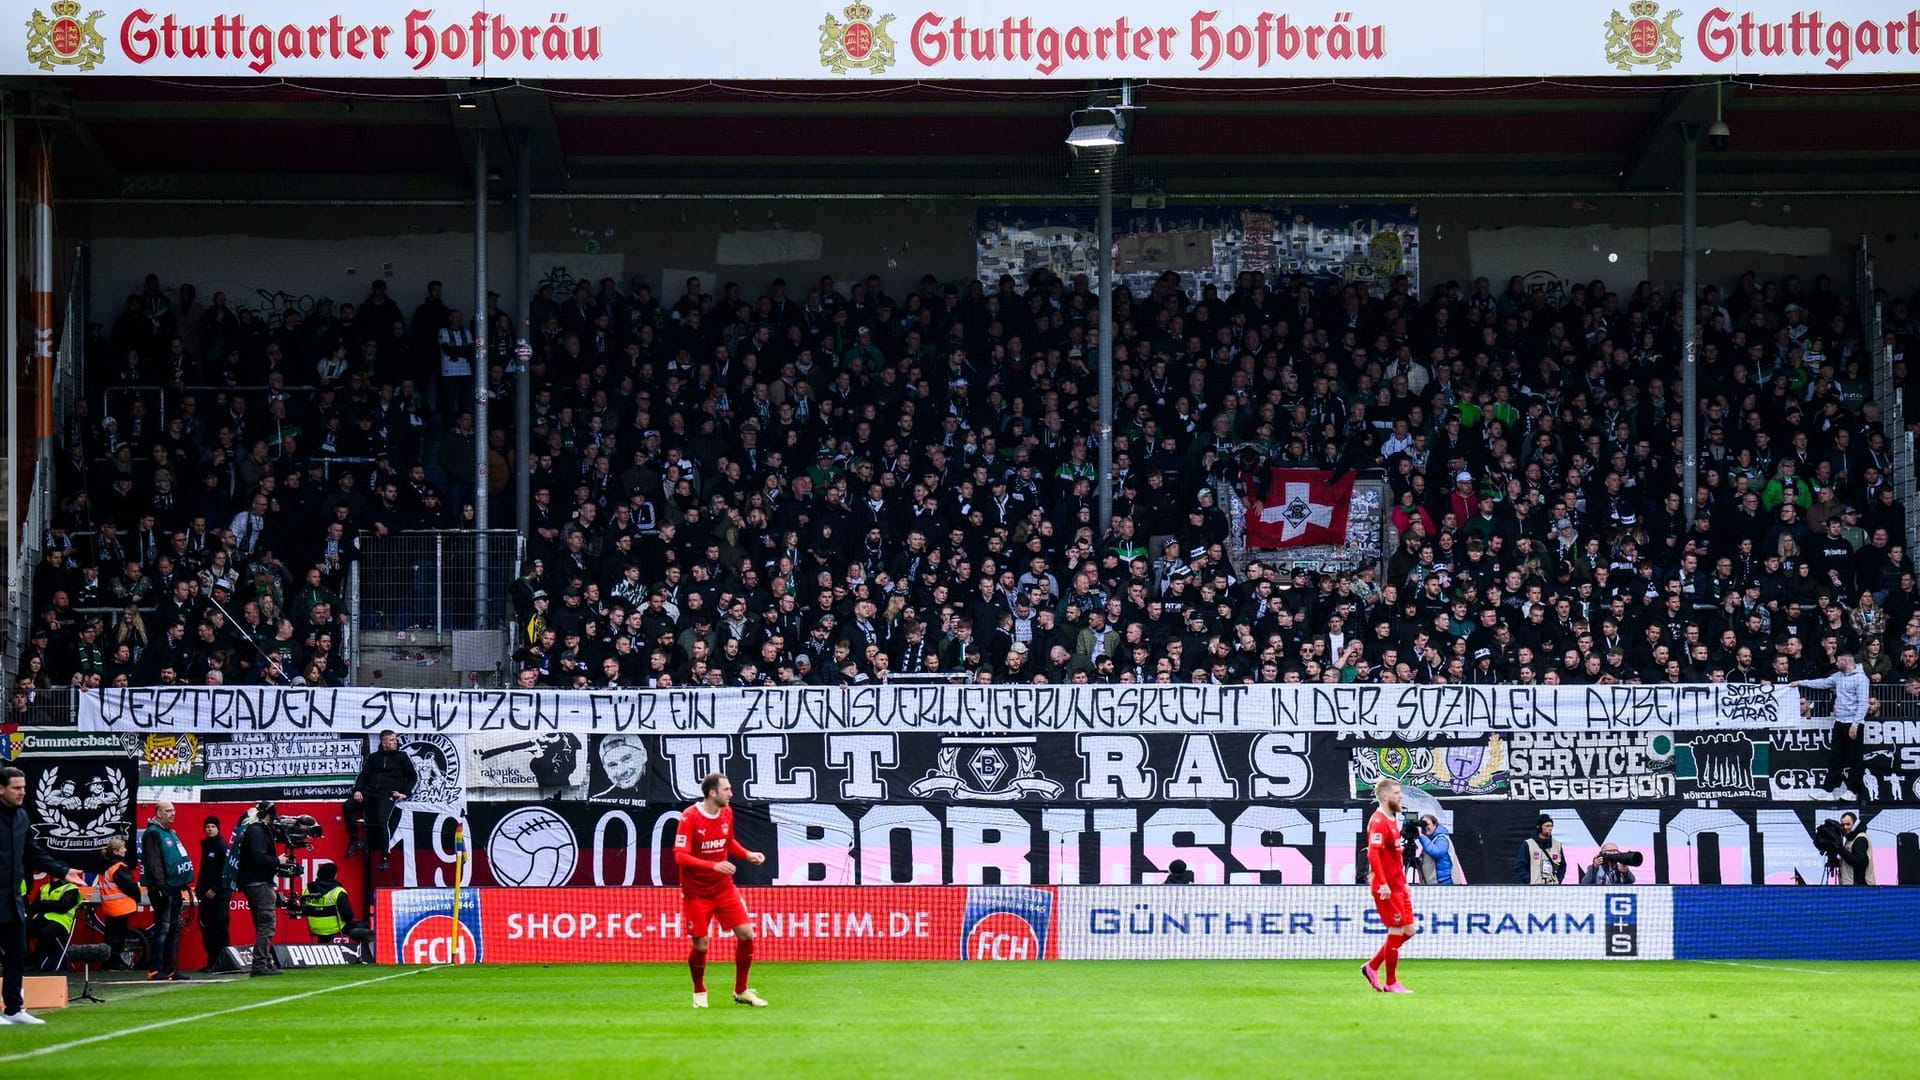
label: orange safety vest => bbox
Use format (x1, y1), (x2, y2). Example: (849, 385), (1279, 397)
(93, 861), (138, 918)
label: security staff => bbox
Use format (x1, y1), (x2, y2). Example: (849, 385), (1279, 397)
(140, 800), (196, 981)
(299, 863), (354, 941)
(26, 877), (80, 972)
(1514, 813), (1568, 884)
(345, 730), (417, 872)
(2, 765), (85, 1025)
(92, 837), (140, 969)
(197, 815), (231, 971)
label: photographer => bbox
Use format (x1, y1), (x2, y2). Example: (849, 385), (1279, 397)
(298, 863), (355, 941)
(1835, 811), (1874, 885)
(1796, 655), (1872, 804)
(1579, 842), (1642, 885)
(1414, 815), (1455, 885)
(1513, 814), (1568, 885)
(345, 730), (416, 872)
(234, 802), (296, 977)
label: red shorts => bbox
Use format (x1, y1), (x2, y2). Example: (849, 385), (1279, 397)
(1374, 890), (1414, 930)
(683, 888), (751, 938)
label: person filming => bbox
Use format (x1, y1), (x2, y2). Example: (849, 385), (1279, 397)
(344, 730), (416, 872)
(235, 802), (297, 977)
(1833, 811), (1873, 885)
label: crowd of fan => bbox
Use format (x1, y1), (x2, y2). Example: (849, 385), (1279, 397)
(14, 261), (1920, 698)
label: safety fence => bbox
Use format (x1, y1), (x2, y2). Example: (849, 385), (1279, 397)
(348, 528), (522, 689)
(374, 885), (1920, 964)
(1861, 237), (1918, 549)
(5, 245), (86, 685)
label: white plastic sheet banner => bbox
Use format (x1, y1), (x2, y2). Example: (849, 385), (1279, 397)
(79, 682), (1808, 736)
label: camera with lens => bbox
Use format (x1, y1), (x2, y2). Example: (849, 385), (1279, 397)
(1400, 813), (1424, 866)
(1599, 849), (1644, 868)
(269, 814), (324, 850)
(1813, 819), (1845, 862)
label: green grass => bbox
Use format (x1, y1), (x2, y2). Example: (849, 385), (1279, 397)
(3, 960), (1912, 1078)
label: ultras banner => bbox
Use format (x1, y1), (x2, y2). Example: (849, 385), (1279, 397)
(78, 682), (1809, 737)
(7, 2), (1919, 79)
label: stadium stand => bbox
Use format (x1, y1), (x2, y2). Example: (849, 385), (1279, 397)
(15, 265), (1920, 699)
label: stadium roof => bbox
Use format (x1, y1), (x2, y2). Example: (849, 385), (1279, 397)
(15, 75), (1920, 200)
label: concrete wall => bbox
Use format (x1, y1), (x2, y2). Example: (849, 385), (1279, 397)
(77, 194), (1919, 327)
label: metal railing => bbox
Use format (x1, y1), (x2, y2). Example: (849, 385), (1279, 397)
(1864, 243), (1920, 549)
(6, 245), (86, 685)
(347, 528), (522, 690)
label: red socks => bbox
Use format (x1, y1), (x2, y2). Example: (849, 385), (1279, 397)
(734, 937), (754, 994)
(692, 938), (755, 994)
(1369, 939), (1393, 972)
(1384, 934), (1406, 983)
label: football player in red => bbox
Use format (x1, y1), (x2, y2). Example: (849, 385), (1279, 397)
(674, 772), (768, 1008)
(1362, 777), (1417, 993)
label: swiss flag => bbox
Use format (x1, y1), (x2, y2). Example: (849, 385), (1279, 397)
(1244, 468), (1354, 548)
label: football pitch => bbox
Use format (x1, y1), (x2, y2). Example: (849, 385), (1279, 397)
(2, 960), (1911, 1078)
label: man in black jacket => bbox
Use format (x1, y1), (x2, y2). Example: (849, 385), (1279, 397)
(237, 802), (295, 976)
(2, 766), (86, 1024)
(197, 814), (231, 972)
(344, 730), (417, 871)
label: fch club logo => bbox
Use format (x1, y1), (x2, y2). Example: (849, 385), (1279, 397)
(392, 889), (484, 965)
(962, 886), (1053, 961)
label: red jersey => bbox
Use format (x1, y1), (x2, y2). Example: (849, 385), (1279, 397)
(1367, 808), (1407, 893)
(674, 803), (750, 899)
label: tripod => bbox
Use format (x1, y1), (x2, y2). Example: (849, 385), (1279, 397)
(62, 933), (110, 1005)
(70, 960), (106, 1005)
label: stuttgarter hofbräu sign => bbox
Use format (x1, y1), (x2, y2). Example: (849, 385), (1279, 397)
(78, 682), (1813, 736)
(9, 1), (1920, 78)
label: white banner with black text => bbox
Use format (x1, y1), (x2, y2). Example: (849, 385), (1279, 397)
(79, 682), (1809, 737)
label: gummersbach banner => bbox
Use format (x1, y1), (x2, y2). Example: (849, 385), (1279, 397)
(78, 682), (1809, 737)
